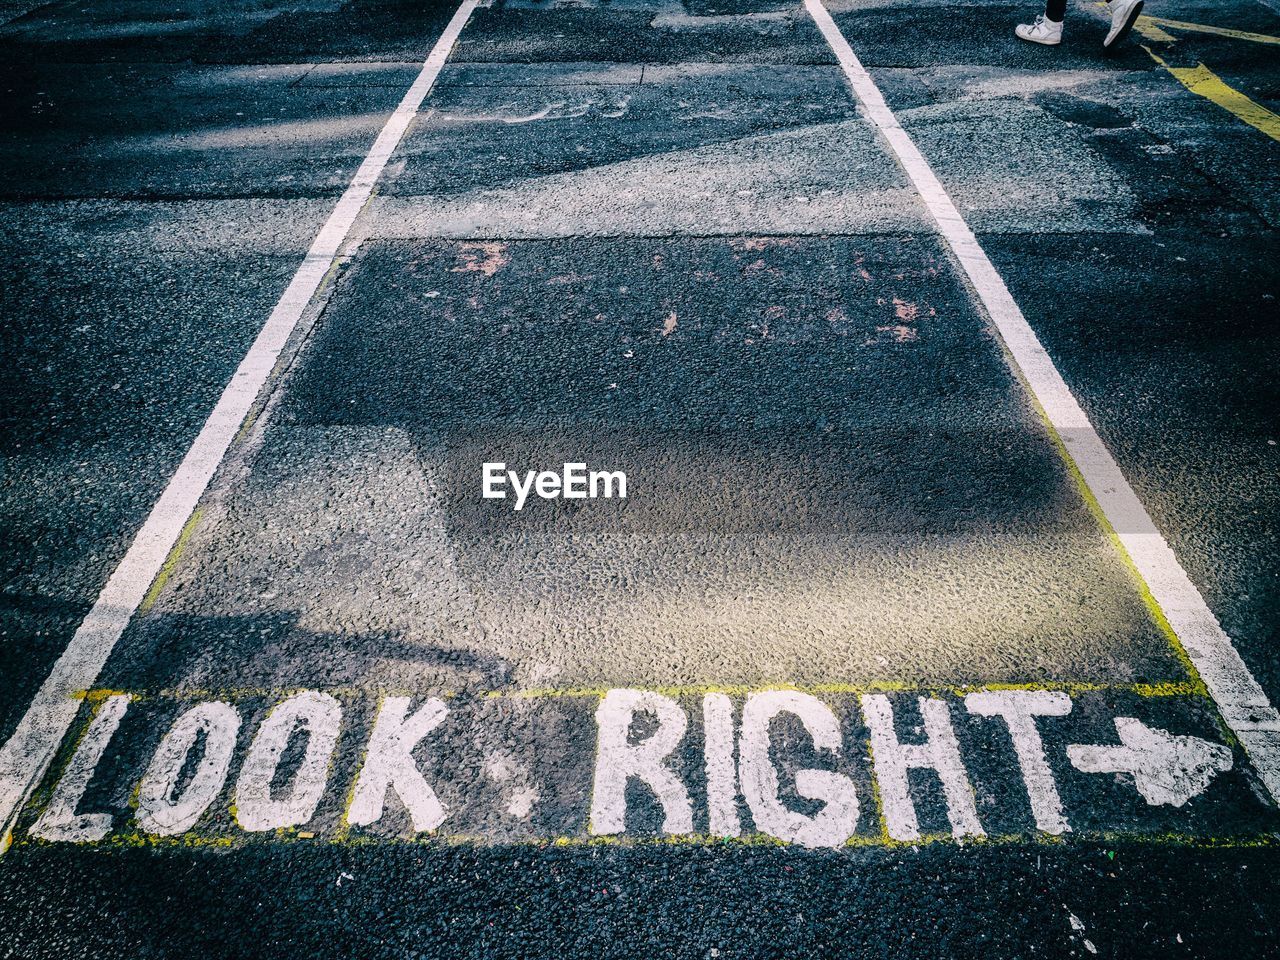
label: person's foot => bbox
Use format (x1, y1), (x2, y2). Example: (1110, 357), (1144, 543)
(1104, 0), (1144, 49)
(1016, 14), (1063, 45)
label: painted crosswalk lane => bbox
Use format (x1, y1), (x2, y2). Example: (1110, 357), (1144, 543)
(3, 0), (1280, 955)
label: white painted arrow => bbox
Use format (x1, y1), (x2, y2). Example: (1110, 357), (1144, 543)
(1067, 718), (1233, 807)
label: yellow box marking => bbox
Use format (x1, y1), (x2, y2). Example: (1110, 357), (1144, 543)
(1143, 16), (1280, 46)
(1134, 16), (1178, 42)
(1146, 52), (1280, 144)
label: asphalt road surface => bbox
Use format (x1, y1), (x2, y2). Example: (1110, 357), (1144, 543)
(2, 0), (1279, 956)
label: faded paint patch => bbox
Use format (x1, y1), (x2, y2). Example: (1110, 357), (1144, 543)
(893, 297), (918, 324)
(877, 324), (918, 343)
(545, 272), (589, 286)
(730, 237), (797, 253)
(440, 94), (631, 125)
(451, 242), (510, 277)
(483, 750), (541, 820)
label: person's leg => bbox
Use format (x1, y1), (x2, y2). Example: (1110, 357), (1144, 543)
(1017, 0), (1146, 48)
(1105, 0), (1145, 49)
(1016, 1), (1065, 44)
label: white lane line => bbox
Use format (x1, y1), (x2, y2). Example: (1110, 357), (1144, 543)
(0, 0), (479, 851)
(803, 0), (1280, 802)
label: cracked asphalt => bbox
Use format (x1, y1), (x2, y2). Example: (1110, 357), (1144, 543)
(1, 0), (1279, 957)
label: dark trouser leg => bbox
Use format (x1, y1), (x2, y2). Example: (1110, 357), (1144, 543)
(1046, 0), (1113, 22)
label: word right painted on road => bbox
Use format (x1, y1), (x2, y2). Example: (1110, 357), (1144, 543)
(12, 686), (1274, 850)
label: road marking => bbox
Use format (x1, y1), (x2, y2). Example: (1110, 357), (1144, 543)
(804, 0), (1280, 804)
(136, 701), (240, 837)
(18, 686), (1259, 849)
(702, 693), (742, 838)
(966, 690), (1073, 835)
(28, 694), (131, 843)
(862, 694), (984, 842)
(1140, 15), (1280, 45)
(234, 691), (343, 832)
(0, 0), (479, 853)
(1068, 717), (1233, 807)
(348, 696), (449, 833)
(1117, 5), (1280, 142)
(590, 689), (694, 837)
(1145, 53), (1280, 143)
(738, 691), (861, 848)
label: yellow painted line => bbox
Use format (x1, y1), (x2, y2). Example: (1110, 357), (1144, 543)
(1146, 51), (1280, 144)
(1099, 2), (1280, 145)
(990, 334), (1208, 696)
(501, 680), (1204, 700)
(10, 826), (1280, 853)
(1134, 16), (1178, 42)
(1143, 16), (1280, 46)
(231, 249), (349, 447)
(137, 506), (203, 614)
(80, 679), (1206, 704)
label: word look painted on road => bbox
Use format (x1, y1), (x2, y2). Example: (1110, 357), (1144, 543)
(22, 687), (1252, 849)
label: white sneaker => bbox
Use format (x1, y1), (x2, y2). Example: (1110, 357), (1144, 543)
(1016, 14), (1063, 45)
(1104, 0), (1144, 49)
